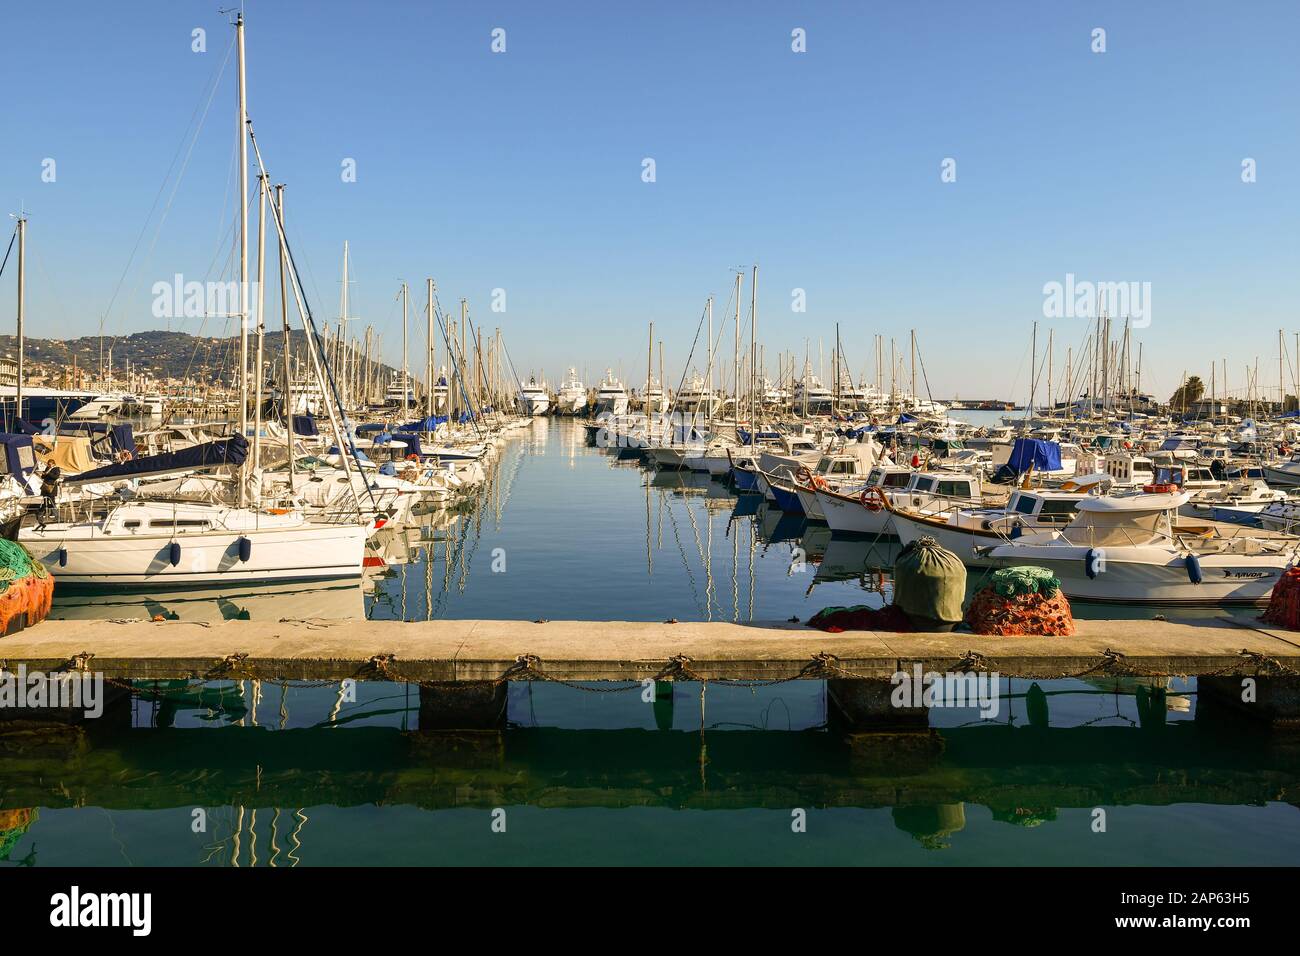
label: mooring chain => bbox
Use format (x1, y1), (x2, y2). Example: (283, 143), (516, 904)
(1202, 648), (1300, 678)
(358, 653), (400, 682)
(64, 651), (95, 673)
(495, 653), (644, 693)
(953, 650), (989, 673)
(204, 652), (252, 681)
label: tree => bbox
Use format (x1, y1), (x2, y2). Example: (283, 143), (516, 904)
(1170, 376), (1205, 411)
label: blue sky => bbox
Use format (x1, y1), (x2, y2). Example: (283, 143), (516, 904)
(1, 0), (1297, 402)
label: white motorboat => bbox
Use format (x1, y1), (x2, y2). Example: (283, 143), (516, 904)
(674, 375), (721, 417)
(983, 492), (1299, 605)
(790, 375), (833, 415)
(517, 377), (551, 416)
(1265, 452), (1300, 487)
(556, 369), (587, 415)
(890, 486), (1102, 566)
(594, 370), (629, 416)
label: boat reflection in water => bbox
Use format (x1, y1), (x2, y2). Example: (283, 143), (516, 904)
(1, 684), (1295, 866)
(49, 579), (366, 623)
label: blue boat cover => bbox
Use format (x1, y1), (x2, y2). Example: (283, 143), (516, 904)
(292, 415), (319, 437)
(398, 416), (448, 432)
(1006, 438), (1062, 473)
(0, 433), (36, 478)
(69, 433), (248, 484)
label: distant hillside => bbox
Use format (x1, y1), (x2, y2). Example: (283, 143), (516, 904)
(0, 330), (397, 384)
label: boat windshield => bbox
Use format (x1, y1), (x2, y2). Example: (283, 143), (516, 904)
(1062, 509), (1166, 547)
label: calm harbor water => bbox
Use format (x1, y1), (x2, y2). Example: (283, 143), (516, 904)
(7, 417), (1300, 867)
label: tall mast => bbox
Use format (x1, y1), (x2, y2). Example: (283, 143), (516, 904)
(253, 173), (267, 472)
(833, 323), (840, 418)
(14, 214), (25, 422)
(750, 265), (757, 429)
(236, 12), (249, 507)
(910, 329), (916, 408)
(1029, 321), (1037, 414)
(339, 241), (350, 408)
(275, 183), (293, 493)
(1046, 327), (1053, 412)
(706, 295), (713, 419)
(734, 270), (741, 436)
(401, 282), (409, 414)
(426, 279), (434, 420)
(646, 321), (653, 413)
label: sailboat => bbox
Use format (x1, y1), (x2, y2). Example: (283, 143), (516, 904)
(16, 13), (368, 589)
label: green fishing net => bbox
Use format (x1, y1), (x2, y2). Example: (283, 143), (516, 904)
(990, 566), (1060, 597)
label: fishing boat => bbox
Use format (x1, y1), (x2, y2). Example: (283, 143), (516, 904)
(791, 444), (887, 520)
(816, 470), (985, 537)
(982, 492), (1299, 605)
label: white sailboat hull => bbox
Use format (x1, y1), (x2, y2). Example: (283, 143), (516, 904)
(22, 522), (368, 589)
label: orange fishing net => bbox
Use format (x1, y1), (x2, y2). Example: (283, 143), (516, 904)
(0, 540), (54, 637)
(964, 585), (1075, 636)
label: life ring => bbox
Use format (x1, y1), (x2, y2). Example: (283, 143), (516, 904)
(405, 453), (420, 461)
(858, 487), (888, 512)
(1143, 483), (1178, 494)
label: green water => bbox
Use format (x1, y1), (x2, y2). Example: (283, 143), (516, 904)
(8, 417), (1298, 867)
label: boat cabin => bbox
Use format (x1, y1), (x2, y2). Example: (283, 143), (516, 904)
(1104, 453), (1155, 487)
(899, 471), (983, 508)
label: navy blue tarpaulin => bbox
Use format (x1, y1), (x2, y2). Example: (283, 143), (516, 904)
(67, 433), (249, 484)
(291, 415), (319, 437)
(398, 432), (424, 457)
(0, 433), (36, 478)
(1006, 438), (1063, 473)
(398, 416), (447, 432)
